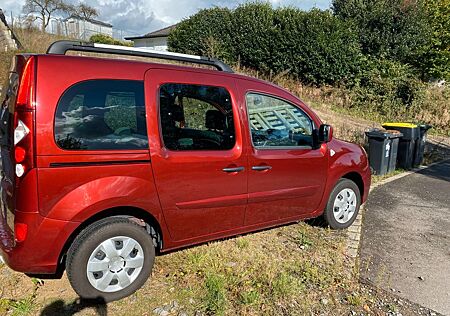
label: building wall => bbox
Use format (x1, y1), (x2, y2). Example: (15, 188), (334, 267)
(66, 18), (113, 40)
(133, 37), (168, 51)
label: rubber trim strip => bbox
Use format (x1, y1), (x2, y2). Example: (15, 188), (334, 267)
(49, 159), (151, 168)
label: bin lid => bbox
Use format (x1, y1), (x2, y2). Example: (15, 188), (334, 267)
(382, 122), (417, 128)
(365, 128), (403, 139)
(418, 124), (432, 131)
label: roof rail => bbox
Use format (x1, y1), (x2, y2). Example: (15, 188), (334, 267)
(46, 40), (234, 73)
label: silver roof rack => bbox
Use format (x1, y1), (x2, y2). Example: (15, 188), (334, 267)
(46, 40), (234, 73)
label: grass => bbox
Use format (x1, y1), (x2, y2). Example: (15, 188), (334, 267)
(371, 169), (406, 185)
(0, 221), (398, 315)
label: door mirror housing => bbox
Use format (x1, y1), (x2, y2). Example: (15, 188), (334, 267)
(318, 124), (333, 143)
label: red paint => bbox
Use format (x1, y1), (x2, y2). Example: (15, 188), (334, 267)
(0, 54), (370, 274)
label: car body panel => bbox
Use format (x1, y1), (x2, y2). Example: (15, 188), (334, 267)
(235, 78), (328, 225)
(144, 68), (248, 242)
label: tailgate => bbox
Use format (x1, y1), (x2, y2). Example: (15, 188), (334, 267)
(0, 61), (20, 248)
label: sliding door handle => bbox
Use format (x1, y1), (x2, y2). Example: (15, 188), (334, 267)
(222, 166), (245, 173)
(252, 165), (272, 171)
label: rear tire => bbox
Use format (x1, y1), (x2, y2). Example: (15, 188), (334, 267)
(66, 217), (155, 302)
(323, 179), (361, 229)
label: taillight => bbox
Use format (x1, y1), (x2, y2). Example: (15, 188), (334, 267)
(16, 57), (35, 110)
(15, 146), (26, 163)
(14, 119), (30, 145)
(14, 56), (35, 179)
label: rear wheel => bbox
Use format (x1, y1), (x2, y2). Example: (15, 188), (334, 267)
(66, 218), (155, 302)
(324, 179), (361, 229)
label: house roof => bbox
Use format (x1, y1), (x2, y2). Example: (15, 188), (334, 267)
(65, 15), (112, 28)
(125, 24), (177, 40)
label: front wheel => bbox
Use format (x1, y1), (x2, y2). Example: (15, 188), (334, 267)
(66, 218), (155, 302)
(323, 179), (361, 229)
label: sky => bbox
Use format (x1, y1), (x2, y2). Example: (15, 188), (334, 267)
(0, 0), (332, 37)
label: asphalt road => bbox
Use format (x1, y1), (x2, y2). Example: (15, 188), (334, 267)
(360, 160), (450, 315)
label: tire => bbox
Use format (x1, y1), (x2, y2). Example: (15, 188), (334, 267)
(66, 217), (155, 302)
(323, 178), (361, 229)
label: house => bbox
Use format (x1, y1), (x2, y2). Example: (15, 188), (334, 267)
(64, 15), (113, 40)
(125, 24), (177, 51)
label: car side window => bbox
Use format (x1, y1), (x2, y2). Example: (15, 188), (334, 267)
(55, 80), (148, 150)
(159, 83), (235, 151)
(246, 93), (313, 148)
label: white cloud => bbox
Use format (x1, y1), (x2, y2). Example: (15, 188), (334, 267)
(1, 0), (331, 36)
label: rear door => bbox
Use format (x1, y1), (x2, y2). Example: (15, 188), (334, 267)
(145, 68), (247, 242)
(239, 80), (328, 225)
(0, 56), (23, 248)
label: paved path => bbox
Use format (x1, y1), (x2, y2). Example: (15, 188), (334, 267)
(360, 160), (450, 315)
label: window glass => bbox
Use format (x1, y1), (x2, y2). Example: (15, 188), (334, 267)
(159, 83), (235, 151)
(246, 93), (313, 148)
(55, 80), (148, 150)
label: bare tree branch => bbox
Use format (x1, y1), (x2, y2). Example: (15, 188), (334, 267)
(75, 3), (99, 19)
(22, 0), (84, 31)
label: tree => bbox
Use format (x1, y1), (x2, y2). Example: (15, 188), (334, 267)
(75, 3), (99, 19)
(22, 0), (73, 32)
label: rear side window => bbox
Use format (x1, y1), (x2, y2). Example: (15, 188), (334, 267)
(159, 83), (235, 151)
(55, 80), (148, 150)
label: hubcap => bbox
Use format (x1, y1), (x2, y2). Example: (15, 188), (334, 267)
(86, 236), (144, 293)
(333, 188), (357, 224)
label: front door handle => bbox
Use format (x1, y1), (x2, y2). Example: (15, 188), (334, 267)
(222, 166), (245, 173)
(252, 165), (272, 171)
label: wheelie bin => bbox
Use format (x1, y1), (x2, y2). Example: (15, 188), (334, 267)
(382, 123), (419, 170)
(414, 124), (432, 166)
(365, 129), (402, 175)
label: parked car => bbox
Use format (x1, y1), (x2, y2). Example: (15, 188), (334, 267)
(0, 41), (371, 302)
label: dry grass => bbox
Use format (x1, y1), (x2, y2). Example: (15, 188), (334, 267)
(0, 223), (411, 315)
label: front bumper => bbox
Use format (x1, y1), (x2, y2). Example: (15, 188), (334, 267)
(0, 210), (78, 274)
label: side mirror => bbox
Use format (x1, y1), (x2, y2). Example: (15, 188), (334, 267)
(318, 124), (333, 143)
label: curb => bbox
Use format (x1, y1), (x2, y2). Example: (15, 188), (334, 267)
(345, 157), (450, 259)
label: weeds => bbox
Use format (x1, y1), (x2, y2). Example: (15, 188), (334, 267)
(234, 237), (249, 249)
(204, 273), (227, 315)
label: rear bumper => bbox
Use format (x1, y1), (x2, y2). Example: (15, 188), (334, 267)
(0, 211), (78, 274)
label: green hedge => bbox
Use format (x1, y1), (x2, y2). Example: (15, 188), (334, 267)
(168, 3), (363, 86)
(89, 34), (132, 47)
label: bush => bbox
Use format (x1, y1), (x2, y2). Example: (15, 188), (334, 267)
(332, 0), (430, 64)
(420, 0), (450, 81)
(168, 7), (234, 62)
(350, 58), (426, 118)
(89, 34), (132, 47)
(168, 3), (363, 86)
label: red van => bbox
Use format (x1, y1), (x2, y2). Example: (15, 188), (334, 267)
(0, 41), (370, 301)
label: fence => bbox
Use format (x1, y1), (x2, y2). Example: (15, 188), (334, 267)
(4, 11), (139, 41)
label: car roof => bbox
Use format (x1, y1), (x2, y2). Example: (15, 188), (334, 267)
(34, 53), (273, 86)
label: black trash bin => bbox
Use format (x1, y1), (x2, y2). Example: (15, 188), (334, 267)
(365, 129), (403, 175)
(414, 124), (432, 166)
(382, 123), (419, 170)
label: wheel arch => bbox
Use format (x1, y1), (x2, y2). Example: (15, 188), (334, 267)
(56, 206), (164, 275)
(341, 171), (364, 198)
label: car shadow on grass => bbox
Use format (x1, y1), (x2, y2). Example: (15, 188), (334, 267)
(40, 298), (107, 316)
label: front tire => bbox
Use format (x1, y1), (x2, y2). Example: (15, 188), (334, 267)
(323, 179), (361, 229)
(66, 218), (155, 302)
